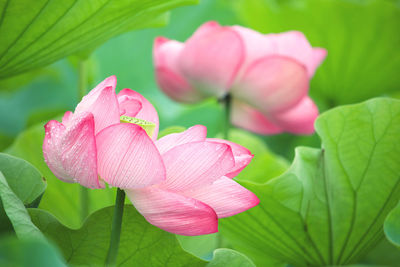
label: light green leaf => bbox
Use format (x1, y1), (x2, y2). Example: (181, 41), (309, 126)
(29, 205), (206, 266)
(0, 236), (65, 267)
(177, 234), (219, 260)
(220, 98), (400, 266)
(0, 171), (44, 240)
(206, 248), (255, 267)
(227, 0), (400, 107)
(7, 122), (115, 228)
(158, 126), (186, 138)
(0, 0), (198, 79)
(384, 202), (400, 247)
(224, 129), (289, 183)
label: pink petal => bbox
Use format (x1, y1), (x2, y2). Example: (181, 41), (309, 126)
(178, 22), (245, 97)
(43, 112), (102, 189)
(117, 89), (159, 140)
(62, 111), (73, 126)
(154, 37), (205, 103)
(160, 141), (235, 192)
(183, 176), (259, 218)
(309, 48), (327, 77)
(126, 187), (218, 236)
(232, 56), (309, 113)
(231, 100), (283, 135)
(117, 95), (142, 117)
(271, 96), (319, 135)
(74, 76), (120, 134)
(231, 25), (276, 79)
(206, 138), (253, 178)
(156, 125), (207, 155)
(269, 31), (325, 78)
(186, 21), (220, 40)
(96, 123), (165, 189)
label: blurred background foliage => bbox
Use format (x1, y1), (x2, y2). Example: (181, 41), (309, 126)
(1, 0), (399, 159)
(1, 0), (400, 266)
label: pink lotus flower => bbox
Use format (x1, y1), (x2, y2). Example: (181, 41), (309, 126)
(43, 76), (258, 235)
(154, 21), (327, 135)
(43, 76), (165, 189)
(126, 125), (259, 236)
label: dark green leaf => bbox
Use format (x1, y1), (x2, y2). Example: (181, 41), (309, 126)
(220, 98), (400, 266)
(360, 238), (400, 266)
(0, 152), (46, 205)
(0, 171), (44, 240)
(0, 0), (198, 79)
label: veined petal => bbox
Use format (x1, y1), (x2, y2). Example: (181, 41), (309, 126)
(96, 123), (165, 189)
(156, 125), (207, 155)
(178, 22), (245, 97)
(154, 37), (205, 103)
(271, 96), (319, 135)
(232, 56), (309, 113)
(183, 176), (259, 218)
(90, 75), (117, 94)
(75, 76), (120, 134)
(206, 138), (253, 178)
(43, 112), (102, 189)
(126, 187), (218, 236)
(117, 89), (159, 140)
(160, 141), (234, 192)
(231, 100), (283, 135)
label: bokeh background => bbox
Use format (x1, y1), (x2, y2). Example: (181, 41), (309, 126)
(1, 0), (399, 158)
(1, 0), (400, 265)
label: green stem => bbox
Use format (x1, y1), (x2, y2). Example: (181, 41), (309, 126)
(78, 58), (90, 222)
(217, 93), (232, 249)
(80, 187), (89, 222)
(221, 93), (232, 140)
(105, 188), (125, 266)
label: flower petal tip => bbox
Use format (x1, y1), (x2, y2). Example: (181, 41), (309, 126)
(154, 36), (170, 49)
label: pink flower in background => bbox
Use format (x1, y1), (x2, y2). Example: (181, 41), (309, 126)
(43, 76), (165, 189)
(126, 125), (259, 236)
(154, 21), (327, 135)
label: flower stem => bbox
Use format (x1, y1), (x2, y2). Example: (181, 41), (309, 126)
(78, 58), (90, 222)
(80, 187), (89, 222)
(220, 93), (232, 140)
(105, 188), (125, 266)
